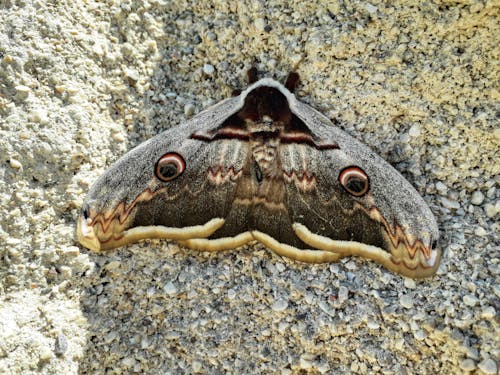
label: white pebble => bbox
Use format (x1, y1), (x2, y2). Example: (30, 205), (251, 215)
(29, 108), (49, 124)
(484, 203), (499, 218)
(463, 294), (479, 307)
(404, 278), (416, 289)
(440, 197), (461, 210)
(474, 227), (487, 236)
(480, 306), (496, 319)
(460, 359), (476, 371)
(272, 299), (288, 312)
(192, 360), (202, 373)
(121, 357), (136, 367)
(163, 281), (177, 295)
(184, 103), (195, 116)
(364, 3), (378, 14)
(435, 181), (448, 194)
(9, 158), (22, 169)
(227, 289), (236, 300)
(203, 64), (215, 75)
(38, 345), (53, 361)
(15, 85), (31, 94)
(408, 124), (421, 137)
(337, 286), (349, 304)
(299, 356), (313, 369)
(413, 329), (426, 340)
(399, 294), (414, 309)
(254, 17), (266, 32)
(112, 132), (126, 143)
(471, 191), (485, 205)
(367, 320), (380, 329)
(478, 358), (497, 374)
(305, 291), (314, 304)
(206, 31), (216, 41)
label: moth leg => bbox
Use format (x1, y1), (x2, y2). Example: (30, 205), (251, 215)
(252, 231), (344, 263)
(178, 232), (255, 252)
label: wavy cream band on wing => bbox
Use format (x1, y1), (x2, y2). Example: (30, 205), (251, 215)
(292, 222), (440, 278)
(178, 232), (255, 251)
(251, 231), (344, 263)
(78, 216), (225, 252)
(179, 230), (343, 262)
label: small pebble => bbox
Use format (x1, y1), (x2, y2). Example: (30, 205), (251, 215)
(471, 191), (485, 205)
(121, 357), (136, 367)
(440, 197), (461, 210)
(15, 85), (31, 94)
(227, 289), (236, 300)
(192, 360), (202, 373)
(254, 18), (266, 32)
(463, 294), (479, 307)
(474, 227), (487, 236)
(184, 103), (195, 116)
(272, 299), (288, 312)
(59, 266), (72, 279)
(29, 108), (49, 124)
(206, 31), (216, 41)
(399, 295), (414, 309)
(54, 334), (68, 356)
(413, 329), (426, 340)
(480, 306), (496, 319)
(435, 181), (448, 194)
(367, 320), (380, 329)
(484, 202), (499, 218)
(9, 158), (22, 169)
(459, 359), (476, 371)
(403, 278), (416, 289)
(364, 3), (378, 14)
(163, 281), (178, 295)
(477, 358), (497, 374)
(124, 68), (140, 82)
(203, 64), (215, 75)
(337, 286), (349, 305)
(408, 124), (421, 137)
(38, 345), (53, 361)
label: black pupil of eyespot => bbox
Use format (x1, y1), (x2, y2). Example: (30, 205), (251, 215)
(346, 177), (366, 193)
(160, 163), (178, 178)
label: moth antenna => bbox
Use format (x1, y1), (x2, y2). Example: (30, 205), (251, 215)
(285, 72), (300, 93)
(247, 67), (259, 84)
(285, 56), (304, 92)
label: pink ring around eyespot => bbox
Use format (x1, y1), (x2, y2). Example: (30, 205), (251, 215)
(155, 152), (186, 182)
(338, 166), (369, 197)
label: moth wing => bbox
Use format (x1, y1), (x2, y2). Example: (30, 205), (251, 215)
(281, 99), (440, 276)
(79, 96), (249, 250)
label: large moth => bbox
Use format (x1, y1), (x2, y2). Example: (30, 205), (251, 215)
(77, 68), (441, 278)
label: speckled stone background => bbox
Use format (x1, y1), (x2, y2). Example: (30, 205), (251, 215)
(0, 1), (498, 374)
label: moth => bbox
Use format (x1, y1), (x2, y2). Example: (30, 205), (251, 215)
(77, 68), (441, 278)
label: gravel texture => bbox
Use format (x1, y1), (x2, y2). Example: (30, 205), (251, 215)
(0, 1), (498, 374)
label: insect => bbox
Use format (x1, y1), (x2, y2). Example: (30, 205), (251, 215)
(77, 68), (441, 278)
